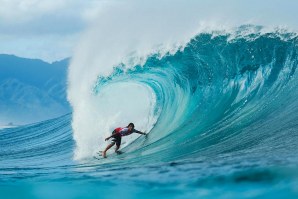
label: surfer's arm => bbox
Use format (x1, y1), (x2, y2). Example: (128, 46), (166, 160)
(134, 129), (147, 135)
(105, 135), (113, 141)
(105, 130), (118, 141)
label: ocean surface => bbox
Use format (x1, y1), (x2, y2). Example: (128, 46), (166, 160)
(1, 27), (298, 198)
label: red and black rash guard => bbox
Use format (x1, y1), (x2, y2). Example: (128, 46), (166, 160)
(113, 127), (141, 137)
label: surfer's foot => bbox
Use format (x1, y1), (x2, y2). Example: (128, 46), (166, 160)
(102, 151), (107, 158)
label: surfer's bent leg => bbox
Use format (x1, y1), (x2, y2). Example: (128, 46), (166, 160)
(115, 137), (121, 152)
(115, 144), (120, 152)
(103, 142), (115, 158)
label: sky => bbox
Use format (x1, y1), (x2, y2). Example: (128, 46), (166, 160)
(0, 0), (106, 62)
(0, 0), (298, 62)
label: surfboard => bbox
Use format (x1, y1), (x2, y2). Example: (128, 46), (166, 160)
(115, 151), (123, 155)
(93, 151), (103, 160)
(96, 151), (123, 155)
(94, 151), (123, 160)
(93, 155), (102, 160)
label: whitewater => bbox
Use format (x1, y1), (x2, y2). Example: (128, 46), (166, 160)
(1, 1), (298, 199)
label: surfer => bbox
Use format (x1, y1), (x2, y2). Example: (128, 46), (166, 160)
(102, 123), (147, 158)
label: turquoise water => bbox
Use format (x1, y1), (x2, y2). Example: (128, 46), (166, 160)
(1, 27), (298, 198)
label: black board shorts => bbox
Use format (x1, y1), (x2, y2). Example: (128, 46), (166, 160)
(110, 131), (121, 146)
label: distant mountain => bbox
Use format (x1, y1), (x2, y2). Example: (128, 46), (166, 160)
(0, 54), (71, 126)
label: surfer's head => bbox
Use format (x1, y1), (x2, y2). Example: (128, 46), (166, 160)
(127, 123), (135, 131)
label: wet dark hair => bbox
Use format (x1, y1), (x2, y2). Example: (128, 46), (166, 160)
(127, 123), (135, 128)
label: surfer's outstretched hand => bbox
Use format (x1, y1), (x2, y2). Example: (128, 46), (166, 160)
(105, 137), (109, 141)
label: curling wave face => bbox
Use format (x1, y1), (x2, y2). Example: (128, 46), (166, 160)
(90, 27), (298, 164)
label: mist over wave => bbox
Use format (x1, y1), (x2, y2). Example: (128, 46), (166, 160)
(68, 1), (205, 160)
